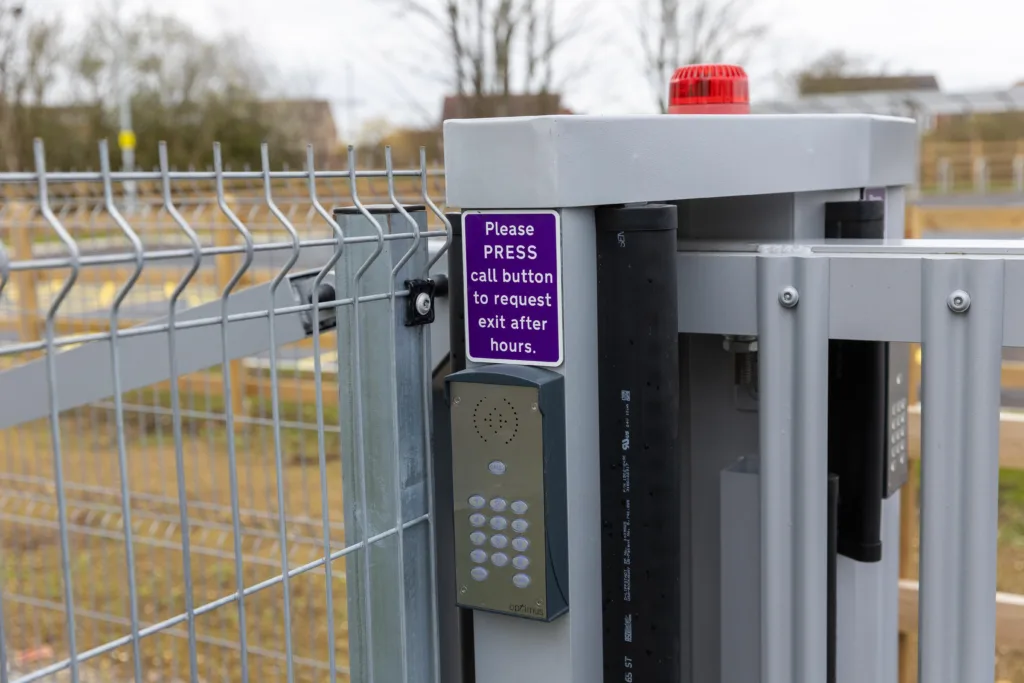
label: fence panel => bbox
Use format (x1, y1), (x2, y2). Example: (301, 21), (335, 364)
(0, 139), (447, 683)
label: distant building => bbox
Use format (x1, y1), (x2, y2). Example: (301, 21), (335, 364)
(441, 93), (572, 121)
(798, 74), (940, 97)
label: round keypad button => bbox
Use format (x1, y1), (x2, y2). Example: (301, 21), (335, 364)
(469, 513), (486, 528)
(488, 460), (506, 475)
(513, 573), (531, 588)
(471, 549), (487, 563)
(511, 500), (528, 515)
(468, 495), (485, 509)
(470, 531), (486, 546)
(511, 519), (529, 534)
(471, 567), (488, 582)
(490, 534), (508, 549)
(513, 555), (530, 570)
(490, 498), (507, 512)
(512, 537), (530, 552)
(491, 552), (509, 567)
(490, 516), (508, 531)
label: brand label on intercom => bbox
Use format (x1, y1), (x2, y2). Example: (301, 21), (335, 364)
(462, 210), (563, 366)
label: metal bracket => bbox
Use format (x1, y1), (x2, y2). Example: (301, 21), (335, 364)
(405, 277), (442, 327)
(289, 268), (338, 335)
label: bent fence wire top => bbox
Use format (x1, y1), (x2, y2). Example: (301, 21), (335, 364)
(0, 138), (449, 683)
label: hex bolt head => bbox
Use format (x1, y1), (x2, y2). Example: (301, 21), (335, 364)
(947, 289), (971, 314)
(779, 286), (799, 309)
(415, 292), (433, 316)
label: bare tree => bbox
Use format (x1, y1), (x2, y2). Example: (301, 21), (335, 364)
(792, 49), (889, 96)
(0, 2), (307, 171)
(0, 1), (64, 170)
(637, 0), (767, 113)
(395, 0), (588, 118)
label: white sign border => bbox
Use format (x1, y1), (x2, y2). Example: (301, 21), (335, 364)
(462, 209), (564, 367)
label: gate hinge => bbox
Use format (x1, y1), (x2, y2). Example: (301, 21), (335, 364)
(404, 275), (448, 326)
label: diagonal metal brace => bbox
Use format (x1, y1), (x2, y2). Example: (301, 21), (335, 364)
(0, 270), (318, 430)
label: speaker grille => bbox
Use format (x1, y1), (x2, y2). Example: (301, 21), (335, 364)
(472, 396), (520, 445)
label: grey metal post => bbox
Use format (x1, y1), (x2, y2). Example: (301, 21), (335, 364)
(756, 251), (829, 683)
(918, 258), (1003, 683)
(834, 493), (901, 683)
(938, 158), (952, 194)
(973, 157), (988, 194)
(720, 458), (760, 683)
(470, 207), (603, 683)
(336, 206), (435, 683)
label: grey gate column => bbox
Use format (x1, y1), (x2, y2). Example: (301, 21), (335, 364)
(335, 205), (435, 683)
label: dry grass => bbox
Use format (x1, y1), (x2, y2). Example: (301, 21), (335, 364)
(899, 461), (1024, 682)
(0, 382), (355, 683)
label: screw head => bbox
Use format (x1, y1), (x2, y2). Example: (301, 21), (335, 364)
(453, 397), (461, 406)
(779, 286), (799, 309)
(947, 289), (971, 314)
(415, 292), (432, 316)
(460, 585), (467, 594)
(531, 403), (538, 411)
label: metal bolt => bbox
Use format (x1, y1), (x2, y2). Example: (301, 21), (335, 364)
(415, 292), (432, 316)
(460, 585), (467, 594)
(779, 286), (799, 308)
(531, 403), (538, 411)
(722, 335), (757, 353)
(738, 353), (757, 388)
(947, 289), (971, 314)
(453, 397), (461, 406)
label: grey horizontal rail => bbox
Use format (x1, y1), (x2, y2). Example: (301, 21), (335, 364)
(676, 239), (1024, 346)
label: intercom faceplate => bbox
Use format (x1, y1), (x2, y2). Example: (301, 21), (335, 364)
(446, 366), (567, 622)
(885, 343), (911, 497)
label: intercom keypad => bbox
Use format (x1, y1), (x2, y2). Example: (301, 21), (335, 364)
(450, 381), (549, 618)
(885, 342), (911, 497)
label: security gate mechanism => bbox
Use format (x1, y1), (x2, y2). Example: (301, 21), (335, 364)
(439, 63), (971, 683)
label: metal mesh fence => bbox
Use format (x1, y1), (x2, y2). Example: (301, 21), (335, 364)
(0, 139), (448, 683)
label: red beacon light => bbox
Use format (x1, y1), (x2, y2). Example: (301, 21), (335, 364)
(668, 64), (750, 115)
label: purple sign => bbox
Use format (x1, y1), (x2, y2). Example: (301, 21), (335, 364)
(462, 210), (563, 366)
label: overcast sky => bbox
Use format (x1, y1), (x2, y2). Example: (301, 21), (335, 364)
(31, 0), (1024, 138)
